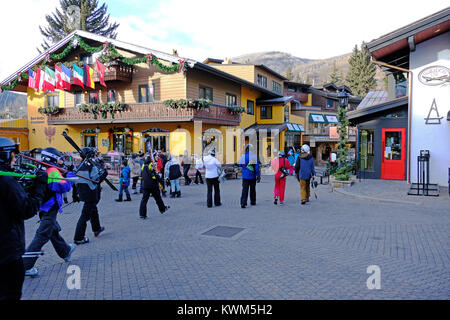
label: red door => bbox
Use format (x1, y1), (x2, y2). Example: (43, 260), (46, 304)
(380, 128), (405, 180)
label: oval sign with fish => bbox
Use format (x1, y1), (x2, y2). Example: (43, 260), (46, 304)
(418, 65), (450, 86)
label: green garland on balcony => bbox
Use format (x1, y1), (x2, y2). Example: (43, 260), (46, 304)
(78, 103), (127, 120)
(1, 35), (189, 92)
(227, 106), (245, 114)
(38, 106), (61, 115)
(163, 99), (211, 110)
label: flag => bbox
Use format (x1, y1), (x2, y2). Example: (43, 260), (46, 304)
(36, 68), (44, 92)
(55, 65), (63, 90)
(73, 64), (84, 88)
(60, 64), (72, 91)
(96, 59), (106, 87)
(84, 64), (95, 89)
(43, 66), (56, 91)
(28, 69), (38, 91)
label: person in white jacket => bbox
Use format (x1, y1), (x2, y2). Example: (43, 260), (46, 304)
(194, 156), (204, 184)
(202, 149), (222, 208)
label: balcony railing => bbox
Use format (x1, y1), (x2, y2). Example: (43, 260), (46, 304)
(47, 102), (240, 126)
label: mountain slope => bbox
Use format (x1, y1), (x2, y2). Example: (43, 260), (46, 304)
(232, 51), (385, 89)
(0, 91), (27, 119)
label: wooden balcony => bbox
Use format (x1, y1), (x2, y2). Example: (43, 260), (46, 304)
(92, 61), (133, 83)
(47, 103), (240, 126)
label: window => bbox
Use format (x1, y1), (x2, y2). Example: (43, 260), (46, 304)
(138, 84), (154, 103)
(359, 129), (374, 170)
(226, 93), (237, 106)
(199, 85), (213, 101)
(247, 100), (254, 115)
(260, 106), (272, 119)
(89, 91), (99, 104)
(83, 135), (97, 148)
(384, 131), (402, 160)
(80, 53), (95, 65)
(107, 89), (116, 103)
(326, 99), (334, 109)
(257, 74), (267, 88)
(74, 91), (82, 106)
(47, 93), (59, 107)
(272, 81), (281, 93)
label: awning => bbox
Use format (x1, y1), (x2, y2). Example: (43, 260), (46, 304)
(324, 115), (339, 123)
(286, 123), (304, 132)
(244, 122), (305, 133)
(309, 113), (326, 123)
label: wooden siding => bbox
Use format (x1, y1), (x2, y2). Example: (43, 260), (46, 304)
(63, 47), (186, 107)
(207, 64), (255, 83)
(254, 66), (284, 93)
(186, 68), (241, 106)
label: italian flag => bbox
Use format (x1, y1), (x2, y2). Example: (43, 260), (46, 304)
(73, 64), (84, 88)
(43, 66), (56, 91)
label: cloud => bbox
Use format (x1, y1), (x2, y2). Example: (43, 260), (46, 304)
(1, 0), (449, 81)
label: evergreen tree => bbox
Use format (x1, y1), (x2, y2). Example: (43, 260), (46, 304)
(334, 104), (350, 181)
(329, 61), (340, 85)
(305, 74), (311, 85)
(345, 43), (377, 97)
(39, 0), (119, 51)
(284, 66), (293, 80)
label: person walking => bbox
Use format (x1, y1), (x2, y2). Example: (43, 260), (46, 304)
(271, 151), (291, 205)
(181, 151), (192, 186)
(295, 144), (316, 205)
(138, 152), (145, 194)
(23, 147), (77, 278)
(0, 138), (47, 300)
(238, 144), (261, 208)
(115, 159), (131, 202)
(203, 149), (222, 208)
(72, 148), (107, 245)
(156, 151), (167, 197)
(164, 155), (182, 198)
(194, 155), (204, 185)
(287, 148), (295, 175)
(57, 157), (69, 204)
(139, 157), (170, 219)
(128, 154), (141, 195)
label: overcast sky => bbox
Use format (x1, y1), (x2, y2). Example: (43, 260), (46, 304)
(0, 0), (448, 82)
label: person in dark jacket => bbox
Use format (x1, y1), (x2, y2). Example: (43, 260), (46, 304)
(0, 138), (47, 300)
(139, 157), (170, 219)
(115, 160), (131, 202)
(23, 147), (77, 278)
(237, 144), (261, 208)
(294, 144), (316, 205)
(72, 148), (107, 245)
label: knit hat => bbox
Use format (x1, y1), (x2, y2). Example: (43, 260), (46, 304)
(301, 144), (310, 154)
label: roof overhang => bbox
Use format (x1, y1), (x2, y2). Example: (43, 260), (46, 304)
(256, 96), (300, 106)
(366, 7), (450, 61)
(348, 96), (408, 122)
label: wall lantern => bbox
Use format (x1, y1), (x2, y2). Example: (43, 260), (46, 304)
(338, 90), (349, 108)
(95, 127), (101, 134)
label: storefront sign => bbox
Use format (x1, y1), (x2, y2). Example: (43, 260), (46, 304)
(424, 98), (443, 124)
(418, 65), (450, 86)
(30, 116), (45, 124)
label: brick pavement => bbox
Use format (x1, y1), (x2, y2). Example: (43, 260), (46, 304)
(21, 175), (450, 300)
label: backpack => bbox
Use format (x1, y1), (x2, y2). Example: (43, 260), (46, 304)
(169, 164), (182, 180)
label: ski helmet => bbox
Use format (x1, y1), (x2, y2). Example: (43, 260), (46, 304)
(0, 137), (19, 167)
(41, 147), (63, 165)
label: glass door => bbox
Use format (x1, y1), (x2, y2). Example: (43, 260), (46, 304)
(380, 128), (405, 180)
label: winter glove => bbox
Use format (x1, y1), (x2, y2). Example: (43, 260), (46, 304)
(35, 170), (48, 185)
(256, 176), (261, 183)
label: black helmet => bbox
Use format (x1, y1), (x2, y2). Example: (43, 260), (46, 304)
(41, 147), (63, 165)
(0, 137), (19, 167)
(81, 147), (96, 159)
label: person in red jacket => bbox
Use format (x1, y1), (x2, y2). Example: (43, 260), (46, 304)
(271, 151), (291, 205)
